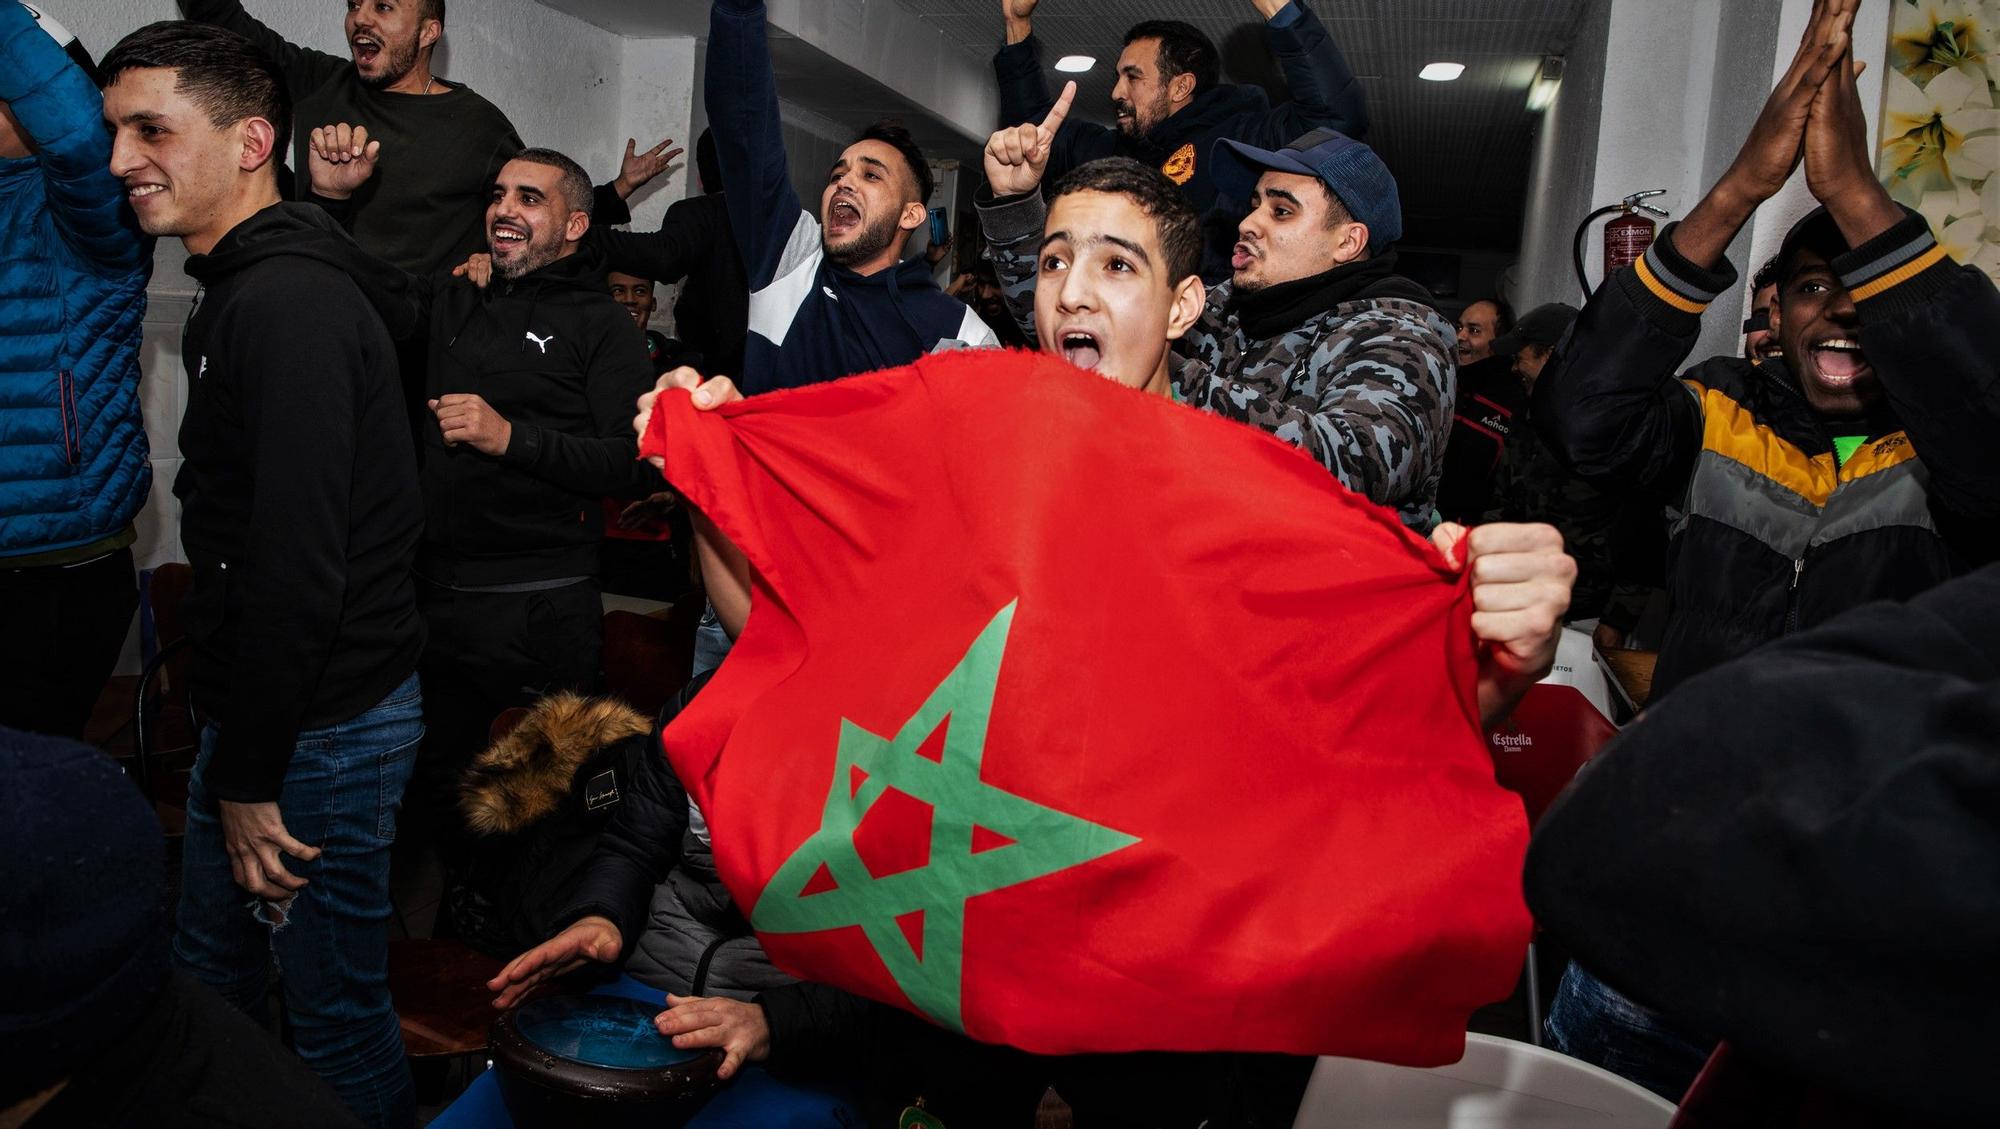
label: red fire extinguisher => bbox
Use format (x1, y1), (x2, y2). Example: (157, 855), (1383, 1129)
(1575, 189), (1670, 295)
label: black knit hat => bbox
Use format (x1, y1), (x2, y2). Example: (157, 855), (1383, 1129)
(0, 727), (170, 1105)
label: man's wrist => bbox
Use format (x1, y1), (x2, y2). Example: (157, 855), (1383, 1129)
(613, 176), (639, 199)
(1004, 17), (1033, 45)
(1252, 0), (1293, 20)
(1822, 181), (1904, 249)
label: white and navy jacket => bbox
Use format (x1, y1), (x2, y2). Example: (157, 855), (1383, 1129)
(706, 0), (994, 396)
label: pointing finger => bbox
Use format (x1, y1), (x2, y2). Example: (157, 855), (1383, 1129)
(1041, 79), (1077, 137)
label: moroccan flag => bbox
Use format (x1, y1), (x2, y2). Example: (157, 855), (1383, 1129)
(641, 349), (1531, 1064)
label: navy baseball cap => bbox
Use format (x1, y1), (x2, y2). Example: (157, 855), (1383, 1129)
(1211, 128), (1403, 247)
(1492, 302), (1579, 357)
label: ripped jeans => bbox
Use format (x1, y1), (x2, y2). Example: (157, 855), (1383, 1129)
(174, 673), (422, 1129)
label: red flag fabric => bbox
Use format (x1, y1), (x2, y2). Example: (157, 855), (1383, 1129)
(641, 348), (1531, 1064)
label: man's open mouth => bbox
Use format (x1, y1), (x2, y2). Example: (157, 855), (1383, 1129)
(127, 183), (166, 200)
(492, 223), (529, 249)
(1810, 337), (1871, 386)
(1060, 329), (1103, 370)
(351, 35), (381, 65)
(827, 198), (860, 233)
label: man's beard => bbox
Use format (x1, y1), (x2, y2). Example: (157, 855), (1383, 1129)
(825, 212), (900, 269)
(1114, 90), (1171, 139)
(495, 231), (565, 280)
(356, 34), (420, 89)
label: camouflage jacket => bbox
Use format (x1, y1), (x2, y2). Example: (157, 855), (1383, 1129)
(979, 191), (1455, 529)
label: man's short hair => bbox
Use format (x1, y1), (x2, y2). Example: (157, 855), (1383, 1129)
(99, 22), (292, 161)
(1471, 297), (1515, 334)
(1123, 20), (1221, 96)
(1050, 157), (1203, 285)
(853, 120), (932, 206)
(510, 147), (594, 222)
(419, 0), (446, 27)
(1751, 254), (1783, 294)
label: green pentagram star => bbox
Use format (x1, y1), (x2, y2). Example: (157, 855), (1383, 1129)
(750, 600), (1140, 1033)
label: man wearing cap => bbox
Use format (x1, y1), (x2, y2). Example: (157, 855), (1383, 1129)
(0, 1), (151, 740)
(1529, 0), (2000, 1100)
(983, 126), (1454, 531)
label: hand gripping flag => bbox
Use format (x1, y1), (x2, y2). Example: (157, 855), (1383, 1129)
(641, 349), (1531, 1064)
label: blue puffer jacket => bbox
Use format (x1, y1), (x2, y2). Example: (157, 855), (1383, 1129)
(0, 3), (151, 559)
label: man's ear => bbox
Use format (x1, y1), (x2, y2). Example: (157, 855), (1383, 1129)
(1331, 220), (1371, 265)
(898, 200), (928, 232)
(1168, 71), (1197, 107)
(1165, 274), (1207, 341)
(419, 18), (442, 51)
(1767, 295), (1784, 339)
(239, 117), (280, 173)
(565, 209), (590, 243)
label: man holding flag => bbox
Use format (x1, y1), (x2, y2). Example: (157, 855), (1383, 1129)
(594, 139), (1573, 1123)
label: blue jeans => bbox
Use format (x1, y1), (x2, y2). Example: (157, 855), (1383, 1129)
(1546, 962), (1713, 1104)
(175, 673), (423, 1129)
(693, 602), (732, 676)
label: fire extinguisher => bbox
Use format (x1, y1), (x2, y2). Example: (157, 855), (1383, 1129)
(1573, 189), (1670, 296)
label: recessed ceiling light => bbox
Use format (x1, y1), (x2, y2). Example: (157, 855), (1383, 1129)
(1054, 55), (1096, 73)
(1419, 62), (1466, 82)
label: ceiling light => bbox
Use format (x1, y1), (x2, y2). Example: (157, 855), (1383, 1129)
(1419, 62), (1465, 82)
(1054, 55), (1095, 73)
(1527, 55), (1564, 111)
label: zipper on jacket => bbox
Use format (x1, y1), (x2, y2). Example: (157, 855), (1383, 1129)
(57, 370), (80, 468)
(1783, 555), (1806, 634)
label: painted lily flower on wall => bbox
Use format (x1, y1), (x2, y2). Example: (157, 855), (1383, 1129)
(1879, 0), (2000, 280)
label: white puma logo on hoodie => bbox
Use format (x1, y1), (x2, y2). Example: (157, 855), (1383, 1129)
(525, 331), (555, 354)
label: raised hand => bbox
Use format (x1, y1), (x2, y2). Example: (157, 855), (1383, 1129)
(983, 80), (1076, 197)
(1002, 0), (1039, 44)
(307, 122), (380, 200)
(1805, 48), (1901, 245)
(1721, 0), (1857, 206)
(615, 136), (685, 199)
(487, 915), (623, 1010)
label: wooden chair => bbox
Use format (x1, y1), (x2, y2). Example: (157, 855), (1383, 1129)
(601, 602), (700, 716)
(389, 936), (508, 1059)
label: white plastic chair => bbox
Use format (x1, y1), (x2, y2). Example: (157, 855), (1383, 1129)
(1291, 1033), (1676, 1128)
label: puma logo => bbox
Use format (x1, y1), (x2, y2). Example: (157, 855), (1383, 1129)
(822, 286), (840, 303)
(525, 331), (555, 354)
(196, 356), (208, 380)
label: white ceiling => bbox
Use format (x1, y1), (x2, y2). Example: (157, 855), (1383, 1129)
(898, 0), (1594, 250)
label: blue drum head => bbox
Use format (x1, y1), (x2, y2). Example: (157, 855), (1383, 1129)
(513, 995), (704, 1071)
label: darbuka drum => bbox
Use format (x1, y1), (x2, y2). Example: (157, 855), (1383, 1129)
(490, 995), (725, 1129)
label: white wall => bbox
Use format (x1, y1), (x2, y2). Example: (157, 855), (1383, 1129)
(59, 0), (695, 667)
(1515, 0), (1612, 312)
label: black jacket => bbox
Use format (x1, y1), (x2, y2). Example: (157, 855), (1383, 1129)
(1532, 210), (2000, 698)
(596, 192), (749, 381)
(409, 245), (660, 587)
(177, 203), (424, 802)
(1436, 355), (1526, 523)
(994, 0), (1366, 283)
(1525, 564), (2000, 1125)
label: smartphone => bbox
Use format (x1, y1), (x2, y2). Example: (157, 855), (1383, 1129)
(928, 207), (949, 247)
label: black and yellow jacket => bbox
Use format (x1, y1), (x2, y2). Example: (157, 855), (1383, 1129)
(1534, 209), (2000, 699)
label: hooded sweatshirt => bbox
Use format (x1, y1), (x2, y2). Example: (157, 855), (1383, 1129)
(708, 0), (995, 396)
(178, 203), (424, 802)
(407, 244), (660, 587)
(995, 0), (1367, 284)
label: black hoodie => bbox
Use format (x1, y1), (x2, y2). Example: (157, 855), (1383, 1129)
(177, 203), (424, 803)
(408, 243), (659, 587)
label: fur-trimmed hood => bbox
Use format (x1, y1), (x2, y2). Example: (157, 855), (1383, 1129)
(460, 693), (651, 836)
